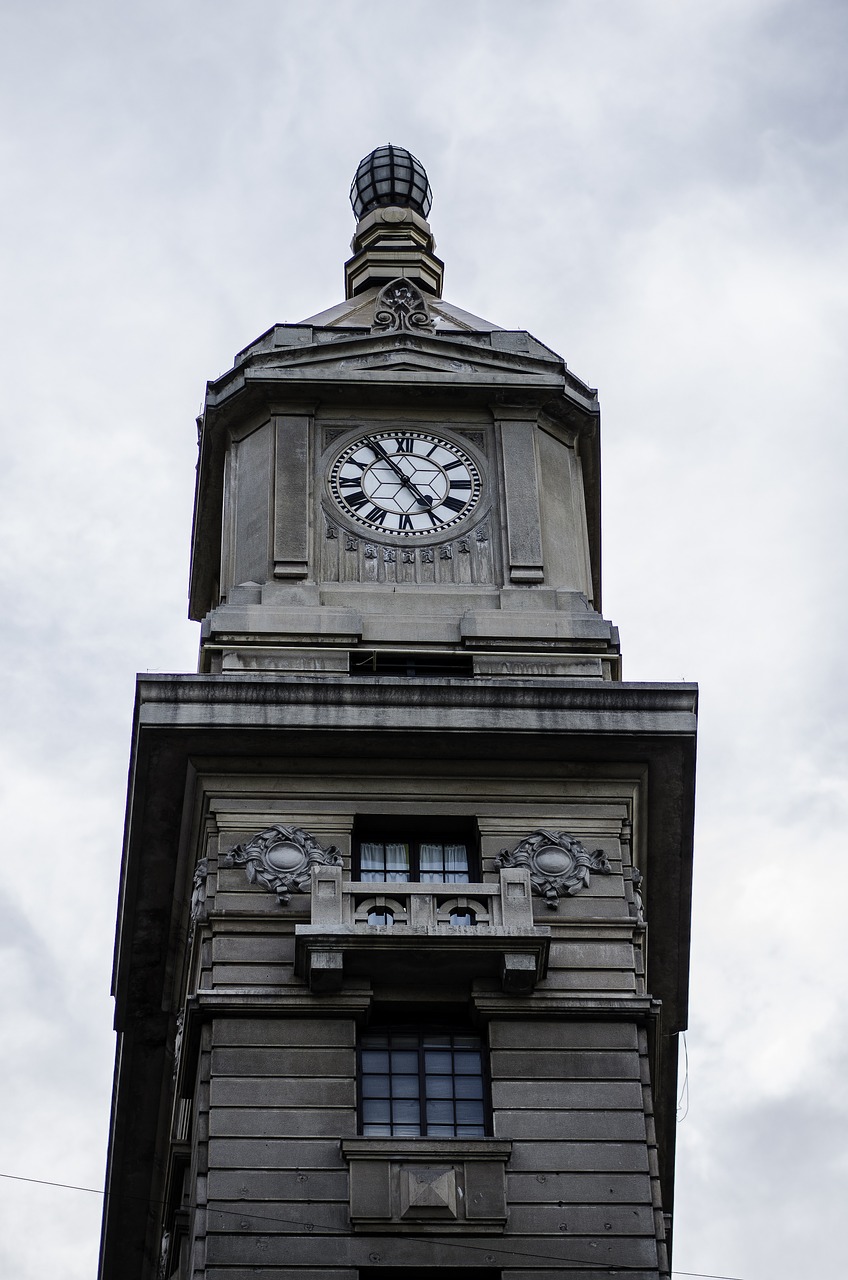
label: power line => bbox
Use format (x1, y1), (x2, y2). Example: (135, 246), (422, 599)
(1, 1168), (744, 1280)
(0, 1171), (102, 1195)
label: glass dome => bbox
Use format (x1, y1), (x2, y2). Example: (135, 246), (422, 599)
(350, 145), (432, 220)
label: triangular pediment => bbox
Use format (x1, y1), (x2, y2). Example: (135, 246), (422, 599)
(237, 331), (563, 387)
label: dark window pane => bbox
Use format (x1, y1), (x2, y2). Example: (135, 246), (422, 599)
(361, 1075), (390, 1098)
(425, 1100), (455, 1124)
(362, 1099), (390, 1123)
(360, 1050), (389, 1072)
(424, 1050), (453, 1074)
(454, 1051), (482, 1074)
(392, 1099), (421, 1125)
(424, 1075), (454, 1099)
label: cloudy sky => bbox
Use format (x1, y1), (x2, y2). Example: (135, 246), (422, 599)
(1, 1), (846, 1277)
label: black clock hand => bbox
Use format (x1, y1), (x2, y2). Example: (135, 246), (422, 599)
(363, 436), (434, 508)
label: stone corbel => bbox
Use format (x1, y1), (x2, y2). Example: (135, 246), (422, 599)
(496, 829), (612, 908)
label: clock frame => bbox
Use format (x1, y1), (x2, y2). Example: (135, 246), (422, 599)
(328, 428), (483, 538)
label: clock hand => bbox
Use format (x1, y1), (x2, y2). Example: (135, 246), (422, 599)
(363, 435), (434, 508)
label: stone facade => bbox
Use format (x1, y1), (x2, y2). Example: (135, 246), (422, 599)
(99, 149), (696, 1280)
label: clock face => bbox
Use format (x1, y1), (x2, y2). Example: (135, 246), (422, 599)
(329, 430), (482, 537)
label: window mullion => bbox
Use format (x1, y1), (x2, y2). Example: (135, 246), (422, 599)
(419, 1034), (427, 1136)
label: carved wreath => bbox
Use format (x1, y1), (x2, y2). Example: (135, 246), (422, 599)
(222, 824), (343, 906)
(496, 829), (612, 909)
(372, 278), (435, 334)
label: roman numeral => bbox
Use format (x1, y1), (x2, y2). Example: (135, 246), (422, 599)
(443, 459), (465, 471)
(345, 489), (368, 509)
(442, 496), (466, 513)
(394, 437), (415, 453)
(398, 513), (414, 530)
(340, 476), (363, 488)
(364, 506), (388, 525)
(449, 479), (472, 491)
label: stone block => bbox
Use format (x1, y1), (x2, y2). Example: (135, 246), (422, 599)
(506, 1141), (651, 1174)
(492, 1080), (644, 1111)
(490, 1050), (641, 1080)
(493, 1109), (647, 1142)
(212, 1018), (355, 1048)
(506, 1171), (653, 1204)
(207, 1168), (348, 1201)
(211, 1047), (354, 1078)
(210, 1077), (354, 1109)
(209, 1106), (356, 1139)
(489, 1019), (639, 1050)
(508, 1202), (657, 1236)
(206, 1136), (345, 1170)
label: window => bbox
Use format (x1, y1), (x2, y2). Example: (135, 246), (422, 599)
(358, 1028), (488, 1137)
(354, 818), (477, 884)
(350, 651), (474, 678)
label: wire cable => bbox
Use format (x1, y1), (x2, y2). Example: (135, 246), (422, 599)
(0, 1168), (744, 1279)
(677, 1030), (690, 1123)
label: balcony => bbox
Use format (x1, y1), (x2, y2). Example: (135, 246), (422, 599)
(294, 865), (549, 994)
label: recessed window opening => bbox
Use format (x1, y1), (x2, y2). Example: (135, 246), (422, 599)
(350, 651), (474, 679)
(367, 907), (394, 927)
(354, 817), (478, 884)
(358, 1028), (488, 1137)
(449, 908), (475, 927)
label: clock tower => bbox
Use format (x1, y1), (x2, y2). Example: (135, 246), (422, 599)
(100, 146), (697, 1280)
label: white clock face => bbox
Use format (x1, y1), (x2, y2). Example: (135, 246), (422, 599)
(329, 430), (482, 537)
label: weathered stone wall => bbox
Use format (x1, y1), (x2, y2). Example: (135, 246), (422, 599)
(170, 760), (666, 1278)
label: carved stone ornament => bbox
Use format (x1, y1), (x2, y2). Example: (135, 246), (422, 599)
(495, 830), (612, 909)
(158, 1230), (170, 1280)
(190, 857), (208, 922)
(371, 278), (435, 334)
(222, 824), (343, 906)
(172, 1010), (184, 1082)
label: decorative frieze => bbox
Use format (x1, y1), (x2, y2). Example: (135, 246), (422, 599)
(496, 829), (612, 908)
(323, 517), (494, 585)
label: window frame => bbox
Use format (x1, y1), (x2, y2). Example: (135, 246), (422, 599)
(356, 1025), (491, 1139)
(353, 816), (479, 883)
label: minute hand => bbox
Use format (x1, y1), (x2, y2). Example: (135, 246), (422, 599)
(363, 436), (434, 508)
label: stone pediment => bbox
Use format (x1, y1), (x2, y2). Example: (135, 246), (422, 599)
(239, 332), (561, 383)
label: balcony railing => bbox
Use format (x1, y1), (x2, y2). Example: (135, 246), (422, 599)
(294, 865), (550, 994)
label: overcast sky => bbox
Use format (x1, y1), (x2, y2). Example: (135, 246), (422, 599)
(1, 2), (846, 1277)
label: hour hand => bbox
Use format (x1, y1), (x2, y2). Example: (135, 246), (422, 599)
(363, 436), (433, 508)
